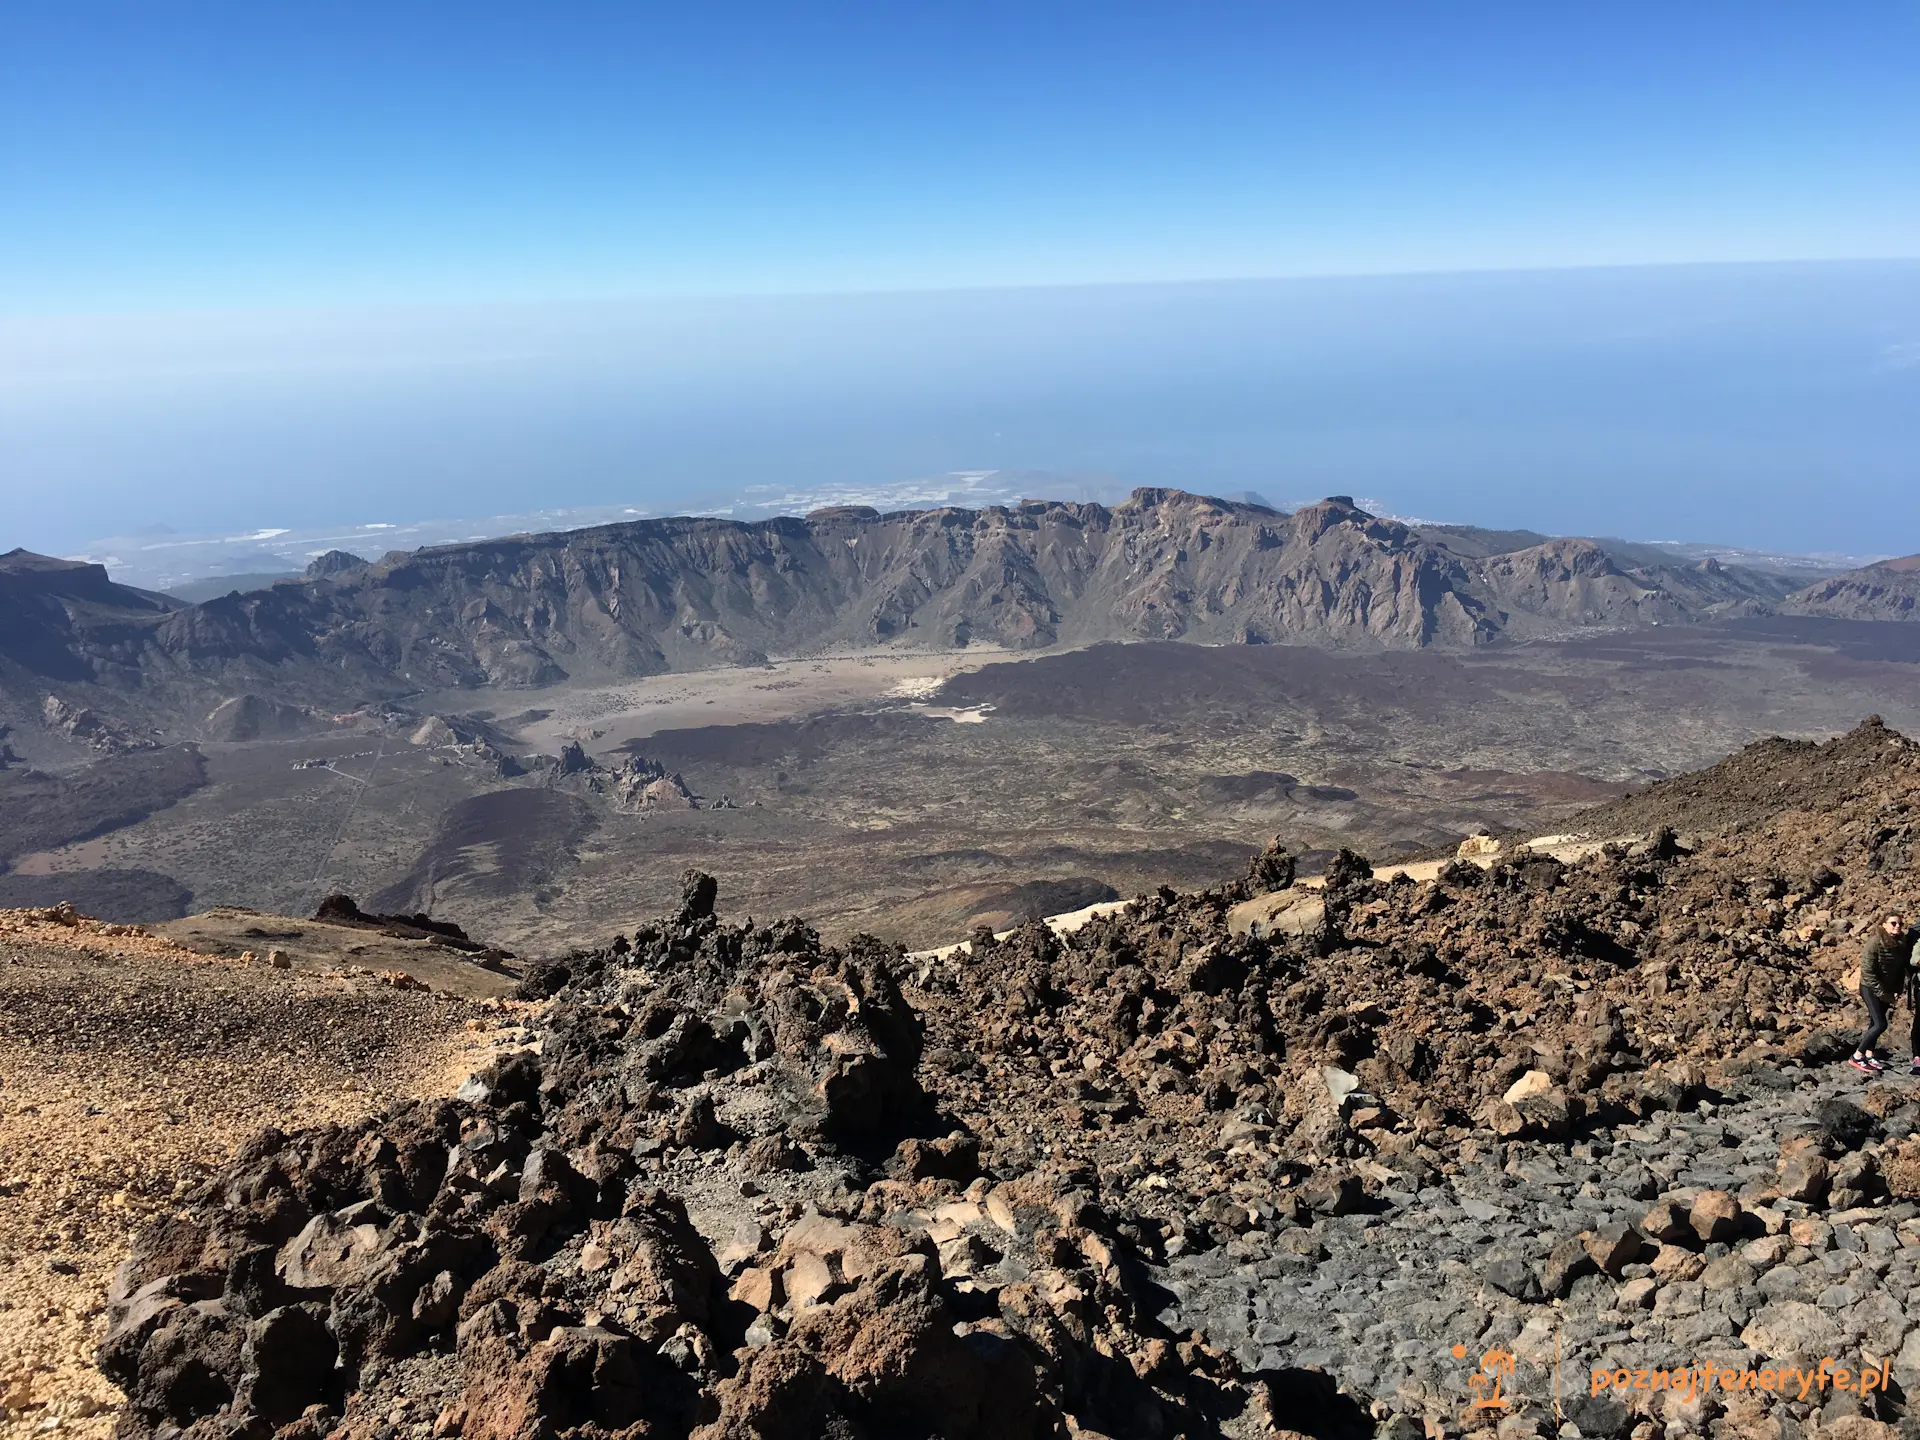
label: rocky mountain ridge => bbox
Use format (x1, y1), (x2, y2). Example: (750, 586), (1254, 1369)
(1786, 557), (1920, 625)
(0, 549), (178, 686)
(2, 495), (1819, 716)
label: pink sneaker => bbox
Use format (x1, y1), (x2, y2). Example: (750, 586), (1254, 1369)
(1851, 1055), (1882, 1074)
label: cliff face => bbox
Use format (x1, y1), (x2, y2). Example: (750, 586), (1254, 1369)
(1786, 555), (1920, 622)
(0, 550), (177, 685)
(2, 492), (1802, 700)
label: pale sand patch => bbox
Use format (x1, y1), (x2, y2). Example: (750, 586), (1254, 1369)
(506, 645), (1045, 753)
(907, 898), (1131, 962)
(9, 837), (114, 878)
(887, 675), (947, 700)
(906, 703), (996, 724)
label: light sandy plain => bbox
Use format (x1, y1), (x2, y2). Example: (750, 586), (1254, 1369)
(510, 644), (1039, 753)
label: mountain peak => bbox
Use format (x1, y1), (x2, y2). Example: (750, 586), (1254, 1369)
(1, 549), (96, 575)
(305, 550), (370, 579)
(1119, 486), (1231, 511)
(1785, 552), (1920, 621)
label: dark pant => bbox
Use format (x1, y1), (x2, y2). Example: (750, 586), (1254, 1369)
(1860, 988), (1890, 1053)
(1858, 986), (1920, 1054)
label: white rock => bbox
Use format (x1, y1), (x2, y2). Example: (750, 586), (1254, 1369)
(1319, 1066), (1361, 1106)
(1503, 1069), (1555, 1104)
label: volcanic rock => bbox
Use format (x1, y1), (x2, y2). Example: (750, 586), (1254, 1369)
(41, 694), (156, 753)
(96, 718), (1920, 1438)
(1688, 1190), (1742, 1244)
(1584, 1221), (1645, 1277)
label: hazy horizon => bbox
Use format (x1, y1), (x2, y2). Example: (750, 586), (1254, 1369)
(6, 259), (1917, 561)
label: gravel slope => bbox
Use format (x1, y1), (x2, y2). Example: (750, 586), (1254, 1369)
(0, 908), (531, 1438)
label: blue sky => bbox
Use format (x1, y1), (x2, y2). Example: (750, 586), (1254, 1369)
(1, 4), (1916, 558)
(4, 2), (1916, 308)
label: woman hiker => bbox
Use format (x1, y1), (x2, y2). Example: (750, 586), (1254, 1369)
(1853, 913), (1919, 1074)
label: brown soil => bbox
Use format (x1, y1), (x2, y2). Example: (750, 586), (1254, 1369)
(0, 907), (533, 1438)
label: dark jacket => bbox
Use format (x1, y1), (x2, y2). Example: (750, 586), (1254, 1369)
(1861, 926), (1919, 1001)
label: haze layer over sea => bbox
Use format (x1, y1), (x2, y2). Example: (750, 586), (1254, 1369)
(5, 260), (1916, 565)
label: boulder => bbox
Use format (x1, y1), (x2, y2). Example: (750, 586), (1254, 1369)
(1815, 1097), (1878, 1151)
(1244, 839), (1297, 895)
(1484, 1257), (1542, 1302)
(1699, 1255), (1757, 1291)
(1632, 1061), (1703, 1116)
(801, 1256), (1044, 1437)
(1320, 1065), (1363, 1107)
(1540, 1237), (1597, 1297)
(744, 1133), (813, 1175)
(1688, 1190), (1742, 1244)
(1788, 1216), (1833, 1250)
(1830, 1150), (1883, 1209)
(1640, 1199), (1693, 1245)
(892, 1133), (981, 1183)
(1617, 1278), (1657, 1310)
(1777, 1147), (1832, 1205)
(691, 1344), (831, 1440)
(1584, 1222), (1645, 1277)
(729, 1266), (782, 1314)
(594, 1194), (727, 1343)
(1649, 1246), (1704, 1282)
(1740, 1301), (1843, 1359)
(1502, 1070), (1554, 1103)
(275, 1209), (394, 1292)
(1295, 1171), (1363, 1217)
(1882, 1136), (1920, 1199)
(99, 1296), (244, 1430)
(1894, 1326), (1920, 1379)
(232, 1305), (338, 1426)
(1485, 1078), (1576, 1140)
(680, 869), (719, 922)
(457, 1325), (696, 1440)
